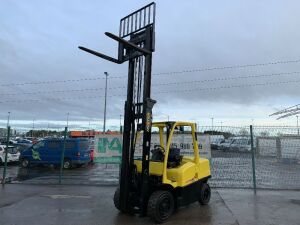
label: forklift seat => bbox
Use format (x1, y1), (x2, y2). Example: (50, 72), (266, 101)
(167, 148), (182, 168)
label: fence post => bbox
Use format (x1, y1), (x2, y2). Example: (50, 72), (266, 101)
(250, 125), (257, 193)
(2, 126), (10, 185)
(276, 137), (282, 161)
(59, 127), (68, 184)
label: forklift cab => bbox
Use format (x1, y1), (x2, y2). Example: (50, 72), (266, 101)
(134, 121), (211, 188)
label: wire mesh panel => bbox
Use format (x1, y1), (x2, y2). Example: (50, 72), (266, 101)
(1, 121), (299, 190)
(198, 126), (254, 188)
(253, 126), (300, 189)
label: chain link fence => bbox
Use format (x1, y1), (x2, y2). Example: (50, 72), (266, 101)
(1, 122), (300, 190)
(203, 125), (300, 189)
(253, 126), (300, 189)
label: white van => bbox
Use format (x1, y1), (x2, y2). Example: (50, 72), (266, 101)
(0, 145), (20, 164)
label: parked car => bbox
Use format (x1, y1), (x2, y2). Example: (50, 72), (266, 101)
(219, 138), (234, 151)
(0, 139), (17, 145)
(229, 137), (254, 152)
(17, 139), (32, 144)
(211, 138), (225, 150)
(19, 138), (91, 169)
(0, 145), (20, 164)
(25, 137), (38, 144)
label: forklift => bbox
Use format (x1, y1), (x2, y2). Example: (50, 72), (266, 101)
(79, 2), (211, 223)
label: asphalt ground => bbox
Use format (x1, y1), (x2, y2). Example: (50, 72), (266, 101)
(0, 184), (299, 225)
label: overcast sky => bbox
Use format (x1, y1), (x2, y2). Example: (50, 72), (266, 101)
(1, 0), (300, 130)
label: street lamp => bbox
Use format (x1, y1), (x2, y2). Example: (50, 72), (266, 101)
(297, 115), (299, 135)
(120, 115), (122, 133)
(32, 119), (35, 137)
(103, 72), (109, 133)
(7, 112), (11, 127)
(47, 123), (50, 137)
(88, 120), (91, 138)
(66, 112), (70, 128)
(160, 113), (170, 122)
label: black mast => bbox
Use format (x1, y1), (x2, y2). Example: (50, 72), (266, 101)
(78, 2), (156, 213)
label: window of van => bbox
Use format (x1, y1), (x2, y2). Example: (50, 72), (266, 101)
(33, 141), (45, 150)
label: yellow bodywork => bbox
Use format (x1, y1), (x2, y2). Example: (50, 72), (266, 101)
(134, 121), (211, 188)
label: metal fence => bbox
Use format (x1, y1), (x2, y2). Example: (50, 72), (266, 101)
(203, 125), (300, 190)
(1, 122), (300, 190)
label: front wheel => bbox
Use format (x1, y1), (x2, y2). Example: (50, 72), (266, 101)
(199, 183), (211, 205)
(148, 190), (174, 223)
(20, 158), (30, 168)
(63, 159), (72, 169)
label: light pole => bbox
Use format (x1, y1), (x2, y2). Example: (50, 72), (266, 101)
(221, 121), (223, 132)
(120, 115), (122, 133)
(47, 123), (50, 137)
(103, 72), (109, 133)
(88, 120), (91, 138)
(161, 113), (170, 122)
(66, 112), (70, 128)
(32, 119), (35, 137)
(297, 115), (299, 135)
(5, 112), (11, 140)
(7, 112), (11, 127)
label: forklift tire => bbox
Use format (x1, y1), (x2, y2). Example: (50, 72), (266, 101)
(147, 190), (174, 223)
(113, 187), (121, 211)
(199, 183), (211, 205)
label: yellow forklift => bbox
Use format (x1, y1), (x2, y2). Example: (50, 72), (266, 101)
(79, 2), (211, 223)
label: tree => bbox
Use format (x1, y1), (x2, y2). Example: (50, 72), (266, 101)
(238, 128), (249, 136)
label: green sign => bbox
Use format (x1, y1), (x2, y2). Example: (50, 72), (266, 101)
(94, 136), (122, 163)
(93, 134), (211, 164)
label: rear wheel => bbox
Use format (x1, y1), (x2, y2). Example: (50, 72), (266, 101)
(113, 187), (121, 211)
(63, 159), (72, 169)
(20, 158), (30, 168)
(148, 190), (174, 223)
(199, 183), (211, 205)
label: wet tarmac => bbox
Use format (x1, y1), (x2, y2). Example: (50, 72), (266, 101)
(0, 184), (299, 225)
(1, 154), (300, 190)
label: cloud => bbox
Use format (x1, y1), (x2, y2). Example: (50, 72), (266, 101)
(1, 0), (300, 126)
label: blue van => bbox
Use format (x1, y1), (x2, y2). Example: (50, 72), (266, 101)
(20, 138), (90, 169)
